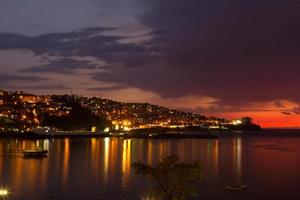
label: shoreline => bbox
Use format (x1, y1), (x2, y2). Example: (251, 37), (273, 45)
(1, 129), (300, 139)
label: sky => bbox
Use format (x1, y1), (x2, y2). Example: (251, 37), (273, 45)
(0, 0), (299, 128)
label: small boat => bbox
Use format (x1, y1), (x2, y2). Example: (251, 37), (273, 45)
(23, 149), (48, 158)
(224, 185), (247, 191)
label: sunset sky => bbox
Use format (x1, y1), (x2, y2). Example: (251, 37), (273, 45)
(0, 0), (299, 128)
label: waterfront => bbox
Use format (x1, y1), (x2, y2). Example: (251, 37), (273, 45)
(0, 135), (300, 200)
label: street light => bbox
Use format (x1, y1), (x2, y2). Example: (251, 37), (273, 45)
(0, 188), (9, 200)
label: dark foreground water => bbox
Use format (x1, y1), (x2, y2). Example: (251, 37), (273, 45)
(0, 135), (300, 200)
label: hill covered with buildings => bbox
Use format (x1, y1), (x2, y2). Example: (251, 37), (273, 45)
(0, 89), (260, 133)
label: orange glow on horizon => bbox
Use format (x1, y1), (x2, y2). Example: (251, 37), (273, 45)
(216, 111), (300, 128)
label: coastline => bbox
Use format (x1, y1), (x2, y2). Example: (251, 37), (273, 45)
(1, 129), (300, 139)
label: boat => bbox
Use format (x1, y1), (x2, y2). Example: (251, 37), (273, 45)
(224, 185), (247, 191)
(23, 149), (48, 158)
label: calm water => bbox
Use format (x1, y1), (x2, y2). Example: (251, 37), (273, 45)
(0, 136), (300, 200)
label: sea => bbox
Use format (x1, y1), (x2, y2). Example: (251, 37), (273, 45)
(0, 130), (300, 200)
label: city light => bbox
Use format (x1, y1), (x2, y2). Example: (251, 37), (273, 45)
(0, 188), (9, 198)
(232, 119), (242, 125)
(123, 126), (131, 131)
(104, 127), (110, 133)
(0, 89), (259, 134)
(91, 126), (97, 133)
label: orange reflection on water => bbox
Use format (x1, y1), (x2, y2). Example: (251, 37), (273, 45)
(10, 140), (49, 195)
(22, 140), (26, 150)
(231, 138), (243, 184)
(12, 150), (24, 191)
(109, 138), (118, 180)
(1, 137), (300, 199)
(91, 138), (97, 152)
(104, 137), (110, 182)
(62, 138), (70, 187)
(236, 138), (242, 183)
(122, 139), (131, 187)
(159, 141), (171, 159)
(213, 140), (219, 176)
(91, 138), (100, 178)
(147, 141), (153, 164)
(39, 140), (49, 190)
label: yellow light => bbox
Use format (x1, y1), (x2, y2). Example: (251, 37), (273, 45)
(104, 127), (110, 133)
(232, 119), (242, 125)
(122, 120), (132, 127)
(91, 126), (97, 133)
(123, 126), (131, 131)
(0, 188), (9, 197)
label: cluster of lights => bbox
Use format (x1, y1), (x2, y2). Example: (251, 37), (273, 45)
(1, 90), (254, 134)
(112, 120), (132, 131)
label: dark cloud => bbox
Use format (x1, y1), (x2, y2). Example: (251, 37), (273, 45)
(293, 111), (300, 115)
(0, 73), (46, 84)
(91, 0), (300, 106)
(281, 112), (292, 116)
(16, 85), (69, 90)
(20, 58), (99, 74)
(0, 72), (47, 90)
(0, 28), (121, 56)
(281, 110), (300, 116)
(0, 27), (161, 72)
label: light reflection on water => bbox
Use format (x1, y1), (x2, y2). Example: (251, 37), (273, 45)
(62, 139), (69, 188)
(0, 136), (300, 200)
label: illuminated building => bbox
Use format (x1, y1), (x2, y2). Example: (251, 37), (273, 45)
(231, 119), (242, 125)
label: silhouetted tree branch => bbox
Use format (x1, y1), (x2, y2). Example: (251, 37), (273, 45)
(132, 155), (204, 200)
